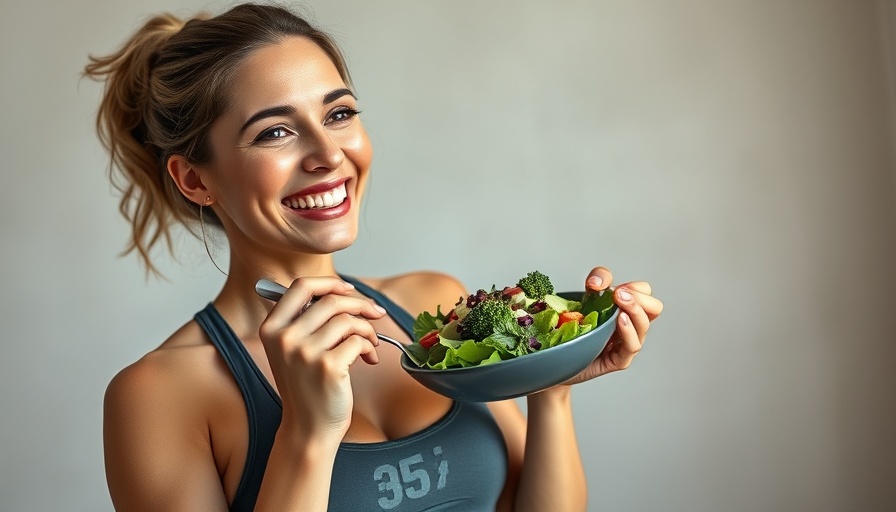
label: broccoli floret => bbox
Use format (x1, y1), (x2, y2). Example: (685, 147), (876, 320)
(517, 270), (554, 300)
(459, 298), (514, 341)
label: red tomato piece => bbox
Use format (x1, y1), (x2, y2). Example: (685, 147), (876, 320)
(419, 329), (440, 349)
(502, 286), (523, 298)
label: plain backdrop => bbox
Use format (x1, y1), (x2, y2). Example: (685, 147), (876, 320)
(1, 1), (895, 511)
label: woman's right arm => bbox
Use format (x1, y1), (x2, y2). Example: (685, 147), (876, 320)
(104, 352), (348, 512)
(104, 358), (231, 511)
(253, 277), (384, 510)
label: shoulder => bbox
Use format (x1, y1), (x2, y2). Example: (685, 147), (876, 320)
(103, 320), (233, 510)
(364, 270), (469, 315)
(105, 320), (228, 421)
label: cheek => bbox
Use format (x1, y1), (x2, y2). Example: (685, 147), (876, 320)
(345, 130), (373, 179)
(225, 151), (296, 194)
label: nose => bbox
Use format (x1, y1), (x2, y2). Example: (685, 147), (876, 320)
(301, 127), (344, 173)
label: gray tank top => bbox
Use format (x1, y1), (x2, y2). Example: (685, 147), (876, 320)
(194, 276), (508, 511)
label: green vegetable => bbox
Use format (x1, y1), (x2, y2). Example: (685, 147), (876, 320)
(411, 270), (617, 370)
(542, 294), (580, 313)
(580, 289), (617, 325)
(413, 305), (445, 340)
(516, 270), (554, 300)
(458, 298), (514, 341)
(532, 309), (559, 333)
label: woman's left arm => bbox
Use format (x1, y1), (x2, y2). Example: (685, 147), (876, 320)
(494, 266), (664, 511)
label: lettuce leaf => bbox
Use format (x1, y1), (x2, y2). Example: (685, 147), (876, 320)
(455, 339), (497, 364)
(477, 350), (505, 366)
(580, 290), (616, 325)
(542, 329), (563, 349)
(426, 338), (497, 368)
(425, 343), (448, 367)
(480, 331), (517, 355)
(404, 342), (429, 365)
(578, 311), (599, 336)
(557, 319), (581, 344)
(532, 309), (559, 335)
(413, 305), (445, 340)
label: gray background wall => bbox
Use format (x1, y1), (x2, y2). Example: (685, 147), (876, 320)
(1, 1), (895, 511)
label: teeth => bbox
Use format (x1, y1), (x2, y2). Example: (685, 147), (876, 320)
(284, 183), (348, 210)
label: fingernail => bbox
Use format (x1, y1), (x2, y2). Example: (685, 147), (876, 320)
(374, 304), (386, 314)
(343, 281), (355, 289)
(620, 312), (630, 326)
(618, 289), (632, 302)
(587, 276), (603, 288)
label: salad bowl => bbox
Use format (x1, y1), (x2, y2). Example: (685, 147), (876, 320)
(254, 279), (619, 403)
(402, 292), (619, 402)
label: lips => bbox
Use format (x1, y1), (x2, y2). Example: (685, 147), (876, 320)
(282, 179), (348, 210)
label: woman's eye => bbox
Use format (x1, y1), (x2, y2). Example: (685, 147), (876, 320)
(255, 126), (292, 142)
(327, 108), (361, 125)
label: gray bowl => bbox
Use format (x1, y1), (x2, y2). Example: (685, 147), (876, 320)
(401, 291), (619, 402)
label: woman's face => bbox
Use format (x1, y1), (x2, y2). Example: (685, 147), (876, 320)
(201, 36), (372, 258)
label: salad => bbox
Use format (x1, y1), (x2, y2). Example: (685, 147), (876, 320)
(407, 271), (617, 369)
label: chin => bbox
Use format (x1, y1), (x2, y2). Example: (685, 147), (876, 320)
(307, 229), (358, 255)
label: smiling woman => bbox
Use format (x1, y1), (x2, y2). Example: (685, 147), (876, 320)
(83, 3), (661, 511)
(167, 35), (372, 256)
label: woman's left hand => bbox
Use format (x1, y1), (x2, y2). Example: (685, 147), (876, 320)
(564, 266), (663, 385)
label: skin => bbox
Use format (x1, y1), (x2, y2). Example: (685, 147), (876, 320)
(103, 36), (663, 511)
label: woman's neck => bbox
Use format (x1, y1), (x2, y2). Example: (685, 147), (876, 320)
(210, 249), (341, 338)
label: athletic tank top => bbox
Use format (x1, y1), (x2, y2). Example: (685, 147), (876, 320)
(193, 276), (508, 511)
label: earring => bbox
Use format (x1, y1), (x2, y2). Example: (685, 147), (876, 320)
(199, 197), (228, 276)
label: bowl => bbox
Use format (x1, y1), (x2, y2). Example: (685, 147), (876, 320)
(401, 291), (618, 402)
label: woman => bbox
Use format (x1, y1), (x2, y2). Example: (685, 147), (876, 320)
(86, 4), (662, 511)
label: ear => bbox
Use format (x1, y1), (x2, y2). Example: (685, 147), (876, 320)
(167, 155), (209, 205)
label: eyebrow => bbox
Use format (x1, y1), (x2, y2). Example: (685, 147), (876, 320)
(323, 88), (356, 105)
(239, 88), (357, 134)
(239, 105), (296, 134)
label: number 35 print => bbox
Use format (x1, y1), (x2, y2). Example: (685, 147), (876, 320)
(373, 446), (449, 510)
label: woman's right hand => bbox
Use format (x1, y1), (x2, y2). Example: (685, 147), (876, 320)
(258, 277), (386, 443)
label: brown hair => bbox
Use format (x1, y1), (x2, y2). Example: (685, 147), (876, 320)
(84, 3), (351, 275)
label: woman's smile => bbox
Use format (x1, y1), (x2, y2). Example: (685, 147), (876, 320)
(282, 178), (353, 221)
(282, 178), (349, 210)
